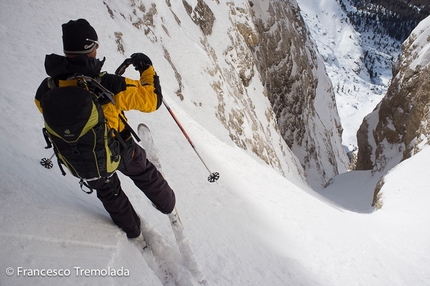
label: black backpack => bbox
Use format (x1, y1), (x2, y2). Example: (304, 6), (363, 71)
(41, 74), (121, 192)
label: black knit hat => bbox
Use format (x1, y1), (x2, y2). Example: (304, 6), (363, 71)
(62, 19), (98, 54)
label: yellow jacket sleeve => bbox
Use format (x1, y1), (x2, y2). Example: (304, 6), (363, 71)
(102, 66), (162, 131)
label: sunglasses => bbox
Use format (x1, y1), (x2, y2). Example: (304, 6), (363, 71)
(84, 38), (99, 50)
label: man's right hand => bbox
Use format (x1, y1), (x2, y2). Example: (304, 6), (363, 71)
(130, 53), (153, 74)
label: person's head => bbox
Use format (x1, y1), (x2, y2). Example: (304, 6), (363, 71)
(62, 19), (98, 58)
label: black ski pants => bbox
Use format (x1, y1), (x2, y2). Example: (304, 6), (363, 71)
(88, 139), (176, 238)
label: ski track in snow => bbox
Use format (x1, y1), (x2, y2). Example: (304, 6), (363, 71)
(134, 217), (196, 286)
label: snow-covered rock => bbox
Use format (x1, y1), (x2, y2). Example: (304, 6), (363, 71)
(356, 15), (430, 171)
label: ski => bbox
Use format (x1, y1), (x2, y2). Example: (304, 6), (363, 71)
(138, 123), (207, 285)
(138, 123), (163, 173)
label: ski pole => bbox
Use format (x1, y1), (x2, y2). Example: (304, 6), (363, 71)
(162, 99), (219, 183)
(115, 57), (219, 182)
(40, 153), (54, 169)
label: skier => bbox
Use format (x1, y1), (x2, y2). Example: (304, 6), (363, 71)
(35, 19), (176, 240)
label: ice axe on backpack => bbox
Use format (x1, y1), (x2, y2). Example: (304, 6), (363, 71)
(116, 57), (220, 183)
(115, 58), (132, 76)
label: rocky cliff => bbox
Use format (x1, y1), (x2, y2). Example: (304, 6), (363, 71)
(356, 16), (430, 172)
(248, 1), (349, 187)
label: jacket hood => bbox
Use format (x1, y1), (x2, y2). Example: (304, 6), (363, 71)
(44, 54), (105, 79)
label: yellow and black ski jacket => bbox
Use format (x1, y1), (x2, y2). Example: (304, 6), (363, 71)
(35, 54), (162, 138)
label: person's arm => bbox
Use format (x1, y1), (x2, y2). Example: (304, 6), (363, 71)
(101, 53), (163, 113)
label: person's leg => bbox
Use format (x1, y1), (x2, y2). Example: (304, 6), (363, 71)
(87, 174), (141, 238)
(119, 141), (176, 214)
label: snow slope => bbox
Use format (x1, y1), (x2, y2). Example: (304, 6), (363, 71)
(1, 0), (429, 285)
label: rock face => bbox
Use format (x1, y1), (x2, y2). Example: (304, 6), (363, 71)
(248, 1), (349, 187)
(356, 16), (430, 171)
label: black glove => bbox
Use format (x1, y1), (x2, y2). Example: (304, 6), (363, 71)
(130, 53), (153, 74)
